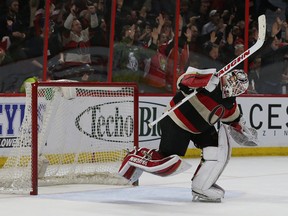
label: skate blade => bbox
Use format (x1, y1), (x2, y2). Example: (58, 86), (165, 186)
(192, 192), (222, 203)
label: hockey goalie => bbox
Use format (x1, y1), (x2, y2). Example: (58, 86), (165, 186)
(118, 67), (259, 202)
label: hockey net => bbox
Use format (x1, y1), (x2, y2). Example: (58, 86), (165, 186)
(0, 81), (138, 195)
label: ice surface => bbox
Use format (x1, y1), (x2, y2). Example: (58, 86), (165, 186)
(1, 157), (288, 216)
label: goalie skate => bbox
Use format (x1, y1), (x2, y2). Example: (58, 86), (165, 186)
(192, 184), (224, 203)
(192, 192), (221, 203)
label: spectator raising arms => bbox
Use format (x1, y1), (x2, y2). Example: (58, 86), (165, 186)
(256, 17), (288, 94)
(62, 3), (99, 50)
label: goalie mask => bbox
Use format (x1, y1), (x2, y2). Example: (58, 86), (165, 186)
(220, 69), (249, 98)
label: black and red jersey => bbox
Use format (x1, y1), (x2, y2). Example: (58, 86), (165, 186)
(168, 86), (241, 134)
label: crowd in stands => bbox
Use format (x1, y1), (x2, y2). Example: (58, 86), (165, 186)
(0, 0), (288, 94)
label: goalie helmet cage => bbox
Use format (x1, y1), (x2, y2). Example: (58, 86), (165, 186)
(0, 82), (138, 195)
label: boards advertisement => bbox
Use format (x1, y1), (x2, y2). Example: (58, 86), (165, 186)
(0, 96), (288, 156)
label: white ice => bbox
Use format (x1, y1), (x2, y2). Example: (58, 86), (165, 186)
(1, 156), (288, 216)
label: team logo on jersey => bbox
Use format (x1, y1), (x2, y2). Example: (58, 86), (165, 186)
(208, 105), (225, 125)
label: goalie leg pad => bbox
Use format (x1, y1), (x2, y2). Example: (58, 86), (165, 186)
(118, 148), (144, 183)
(119, 148), (191, 182)
(118, 165), (144, 184)
(192, 125), (231, 201)
(128, 153), (183, 177)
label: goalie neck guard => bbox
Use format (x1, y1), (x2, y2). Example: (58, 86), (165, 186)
(220, 69), (248, 98)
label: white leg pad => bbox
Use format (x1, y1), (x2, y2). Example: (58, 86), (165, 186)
(192, 125), (231, 201)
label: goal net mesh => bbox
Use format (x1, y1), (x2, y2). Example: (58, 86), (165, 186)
(0, 82), (138, 194)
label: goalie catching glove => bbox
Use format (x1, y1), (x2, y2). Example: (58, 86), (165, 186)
(118, 147), (191, 183)
(177, 67), (219, 94)
(228, 117), (259, 146)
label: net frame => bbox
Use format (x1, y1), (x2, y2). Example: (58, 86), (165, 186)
(32, 81), (138, 195)
(0, 82), (138, 195)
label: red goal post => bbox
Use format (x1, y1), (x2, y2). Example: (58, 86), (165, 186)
(0, 81), (138, 195)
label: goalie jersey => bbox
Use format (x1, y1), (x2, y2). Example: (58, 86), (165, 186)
(168, 86), (241, 134)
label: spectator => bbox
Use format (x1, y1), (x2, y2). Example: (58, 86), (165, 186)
(49, 4), (99, 71)
(251, 0), (281, 21)
(32, 0), (48, 37)
(257, 18), (288, 94)
(160, 20), (174, 42)
(221, 31), (245, 69)
(164, 15), (190, 90)
(201, 9), (227, 51)
(192, 0), (211, 32)
(24, 3), (63, 59)
(63, 3), (99, 49)
(115, 1), (163, 44)
(0, 0), (28, 61)
(201, 9), (220, 35)
(138, 5), (148, 27)
(248, 56), (261, 93)
(90, 17), (108, 47)
(201, 41), (223, 69)
(115, 0), (129, 41)
(143, 24), (168, 90)
(185, 24), (206, 69)
(112, 23), (157, 90)
(0, 36), (13, 65)
(180, 0), (194, 26)
(137, 21), (153, 47)
(187, 24), (201, 52)
(141, 13), (175, 91)
(91, 0), (109, 46)
(248, 21), (259, 47)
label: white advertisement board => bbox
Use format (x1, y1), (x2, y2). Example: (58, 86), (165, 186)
(139, 96), (288, 149)
(0, 96), (288, 156)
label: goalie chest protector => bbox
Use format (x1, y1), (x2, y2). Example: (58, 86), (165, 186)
(169, 88), (240, 133)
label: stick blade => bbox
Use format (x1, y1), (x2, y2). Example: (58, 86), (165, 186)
(257, 15), (266, 42)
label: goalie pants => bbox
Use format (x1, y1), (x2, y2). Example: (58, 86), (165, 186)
(159, 116), (219, 156)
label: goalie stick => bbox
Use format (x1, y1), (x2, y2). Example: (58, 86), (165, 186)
(148, 15), (266, 128)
